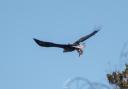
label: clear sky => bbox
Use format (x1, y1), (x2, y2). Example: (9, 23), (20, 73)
(0, 0), (128, 89)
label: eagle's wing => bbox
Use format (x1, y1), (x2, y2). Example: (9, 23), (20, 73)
(33, 38), (69, 49)
(73, 30), (100, 45)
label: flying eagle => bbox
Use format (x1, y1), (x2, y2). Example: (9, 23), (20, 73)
(33, 29), (100, 56)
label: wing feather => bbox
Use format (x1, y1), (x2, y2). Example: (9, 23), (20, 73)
(33, 38), (69, 48)
(74, 30), (100, 45)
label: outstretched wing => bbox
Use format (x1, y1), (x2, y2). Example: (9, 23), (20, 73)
(33, 38), (69, 49)
(73, 30), (100, 45)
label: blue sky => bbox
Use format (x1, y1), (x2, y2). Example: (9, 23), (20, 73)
(0, 0), (128, 89)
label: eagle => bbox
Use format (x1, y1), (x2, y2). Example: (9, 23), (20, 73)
(33, 29), (100, 56)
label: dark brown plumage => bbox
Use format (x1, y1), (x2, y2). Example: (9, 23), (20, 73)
(33, 29), (100, 56)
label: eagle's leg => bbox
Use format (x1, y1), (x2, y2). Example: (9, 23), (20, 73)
(76, 49), (83, 57)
